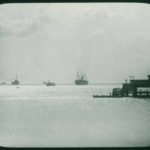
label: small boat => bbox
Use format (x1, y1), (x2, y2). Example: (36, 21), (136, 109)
(46, 82), (55, 86)
(43, 81), (55, 86)
(12, 75), (19, 85)
(0, 82), (6, 85)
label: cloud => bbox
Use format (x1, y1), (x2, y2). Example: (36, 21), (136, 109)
(0, 14), (51, 38)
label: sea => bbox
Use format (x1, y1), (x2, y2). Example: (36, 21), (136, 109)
(0, 84), (150, 147)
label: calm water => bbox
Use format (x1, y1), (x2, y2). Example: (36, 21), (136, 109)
(0, 85), (150, 147)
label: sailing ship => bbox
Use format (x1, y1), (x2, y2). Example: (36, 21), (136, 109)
(75, 71), (88, 85)
(11, 75), (19, 85)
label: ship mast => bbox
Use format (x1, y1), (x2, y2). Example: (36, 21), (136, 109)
(77, 71), (79, 80)
(16, 74), (18, 80)
(83, 73), (85, 80)
(85, 74), (86, 80)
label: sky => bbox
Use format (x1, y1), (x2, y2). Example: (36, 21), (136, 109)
(0, 3), (150, 84)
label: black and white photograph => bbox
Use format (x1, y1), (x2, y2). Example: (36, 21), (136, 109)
(0, 2), (150, 147)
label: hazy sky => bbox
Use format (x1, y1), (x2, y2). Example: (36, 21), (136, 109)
(0, 3), (150, 84)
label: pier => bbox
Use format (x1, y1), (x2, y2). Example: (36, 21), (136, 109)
(93, 75), (150, 98)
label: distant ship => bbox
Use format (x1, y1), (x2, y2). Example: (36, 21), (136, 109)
(0, 82), (6, 85)
(75, 71), (88, 85)
(43, 81), (55, 86)
(11, 75), (19, 85)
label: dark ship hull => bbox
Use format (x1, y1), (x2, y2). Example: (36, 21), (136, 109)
(75, 79), (88, 85)
(46, 82), (55, 86)
(11, 80), (19, 85)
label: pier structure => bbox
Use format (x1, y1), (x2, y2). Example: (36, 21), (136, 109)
(93, 75), (150, 98)
(116, 75), (150, 98)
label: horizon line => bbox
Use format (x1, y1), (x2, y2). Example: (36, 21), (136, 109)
(0, 82), (123, 85)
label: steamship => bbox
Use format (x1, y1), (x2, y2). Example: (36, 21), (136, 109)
(75, 72), (88, 85)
